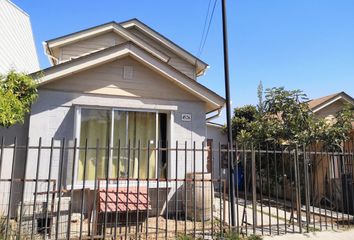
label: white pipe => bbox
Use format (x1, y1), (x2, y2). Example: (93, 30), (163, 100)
(206, 108), (222, 121)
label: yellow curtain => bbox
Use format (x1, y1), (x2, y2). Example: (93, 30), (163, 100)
(78, 109), (157, 181)
(78, 109), (110, 181)
(128, 112), (156, 179)
(112, 111), (127, 178)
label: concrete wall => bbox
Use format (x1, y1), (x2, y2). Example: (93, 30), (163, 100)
(0, 0), (39, 74)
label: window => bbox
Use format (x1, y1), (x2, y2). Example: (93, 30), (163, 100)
(76, 107), (167, 182)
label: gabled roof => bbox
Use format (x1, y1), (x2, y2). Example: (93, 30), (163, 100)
(308, 92), (354, 113)
(32, 41), (225, 112)
(44, 19), (208, 76)
(120, 19), (208, 76)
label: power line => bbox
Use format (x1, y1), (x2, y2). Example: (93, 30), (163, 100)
(197, 0), (218, 57)
(197, 0), (212, 55)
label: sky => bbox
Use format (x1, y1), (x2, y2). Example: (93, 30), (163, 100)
(12, 0), (354, 123)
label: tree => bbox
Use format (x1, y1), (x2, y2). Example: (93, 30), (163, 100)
(0, 71), (38, 127)
(231, 86), (354, 149)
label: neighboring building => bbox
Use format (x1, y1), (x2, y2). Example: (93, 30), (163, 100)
(0, 0), (39, 73)
(308, 91), (354, 138)
(0, 19), (226, 214)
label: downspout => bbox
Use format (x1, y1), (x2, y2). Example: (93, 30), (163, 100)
(206, 107), (222, 121)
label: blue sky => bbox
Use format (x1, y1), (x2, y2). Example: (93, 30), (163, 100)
(13, 0), (354, 123)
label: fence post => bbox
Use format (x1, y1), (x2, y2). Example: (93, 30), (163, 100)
(294, 146), (302, 233)
(251, 145), (257, 234)
(303, 145), (311, 232)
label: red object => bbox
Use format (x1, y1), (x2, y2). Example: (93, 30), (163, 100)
(97, 187), (150, 213)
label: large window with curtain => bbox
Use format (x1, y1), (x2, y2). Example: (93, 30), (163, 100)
(76, 107), (167, 182)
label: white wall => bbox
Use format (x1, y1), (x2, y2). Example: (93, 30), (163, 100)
(0, 0), (39, 74)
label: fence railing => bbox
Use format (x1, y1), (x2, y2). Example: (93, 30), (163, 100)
(0, 138), (353, 239)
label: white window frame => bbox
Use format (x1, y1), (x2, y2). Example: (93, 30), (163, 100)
(71, 105), (171, 188)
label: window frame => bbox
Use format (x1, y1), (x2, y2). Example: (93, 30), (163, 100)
(72, 105), (170, 188)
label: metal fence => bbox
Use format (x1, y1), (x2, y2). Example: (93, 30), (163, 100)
(0, 138), (353, 239)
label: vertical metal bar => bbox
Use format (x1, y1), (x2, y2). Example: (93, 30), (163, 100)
(326, 147), (333, 229)
(343, 141), (350, 226)
(104, 139), (111, 238)
(303, 145), (310, 233)
(294, 146), (302, 233)
(351, 141), (354, 228)
(5, 137), (16, 240)
(235, 143), (240, 234)
(31, 138), (42, 240)
(126, 140), (131, 240)
(258, 144), (264, 235)
(312, 144), (326, 231)
(155, 140), (160, 240)
(184, 141), (187, 236)
(90, 139), (99, 239)
(17, 137), (30, 239)
(218, 143), (223, 236)
(251, 144), (257, 235)
(44, 138), (54, 239)
(210, 141), (214, 237)
(193, 141), (196, 238)
(113, 140), (120, 240)
(351, 140), (354, 227)
(146, 141), (150, 239)
(274, 143), (279, 235)
(318, 144), (326, 230)
(136, 140), (141, 240)
(55, 138), (66, 240)
(266, 143), (271, 235)
(202, 142), (205, 239)
(289, 147), (295, 233)
(68, 139), (78, 240)
(281, 145), (287, 234)
(332, 149), (339, 229)
(79, 139), (88, 240)
(243, 145), (248, 235)
(175, 141), (178, 237)
(165, 140), (169, 240)
(0, 137), (4, 179)
(314, 145), (321, 230)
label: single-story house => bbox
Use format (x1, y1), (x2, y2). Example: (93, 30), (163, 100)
(0, 19), (227, 216)
(307, 91), (354, 206)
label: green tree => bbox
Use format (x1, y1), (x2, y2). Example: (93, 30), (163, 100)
(0, 71), (38, 127)
(231, 86), (354, 149)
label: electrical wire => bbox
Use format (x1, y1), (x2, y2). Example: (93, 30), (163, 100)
(197, 0), (218, 57)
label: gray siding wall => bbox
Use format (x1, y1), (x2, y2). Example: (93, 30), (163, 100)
(0, 0), (39, 73)
(128, 27), (196, 80)
(60, 32), (126, 63)
(9, 89), (207, 214)
(206, 124), (227, 180)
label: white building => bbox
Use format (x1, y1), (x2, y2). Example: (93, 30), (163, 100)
(0, 0), (39, 74)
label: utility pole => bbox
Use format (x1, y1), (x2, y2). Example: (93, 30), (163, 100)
(221, 0), (236, 229)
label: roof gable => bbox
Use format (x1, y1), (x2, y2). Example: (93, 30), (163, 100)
(33, 42), (225, 112)
(44, 19), (207, 76)
(308, 92), (354, 113)
(41, 56), (200, 102)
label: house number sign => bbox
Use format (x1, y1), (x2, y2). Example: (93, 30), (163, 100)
(182, 113), (192, 122)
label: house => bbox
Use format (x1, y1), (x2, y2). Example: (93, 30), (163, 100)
(0, 19), (226, 217)
(0, 0), (39, 74)
(307, 92), (354, 207)
(308, 91), (354, 139)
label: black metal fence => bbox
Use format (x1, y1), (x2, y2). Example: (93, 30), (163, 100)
(0, 138), (353, 239)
